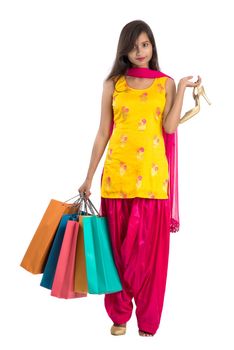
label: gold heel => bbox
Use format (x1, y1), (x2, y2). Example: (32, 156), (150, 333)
(179, 85), (211, 124)
(179, 92), (200, 124)
(196, 85), (211, 105)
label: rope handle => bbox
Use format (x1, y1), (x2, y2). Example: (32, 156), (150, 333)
(63, 193), (101, 217)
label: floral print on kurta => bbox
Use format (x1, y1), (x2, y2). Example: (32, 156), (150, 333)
(101, 75), (169, 199)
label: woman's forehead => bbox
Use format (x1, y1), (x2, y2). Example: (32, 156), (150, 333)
(134, 32), (150, 44)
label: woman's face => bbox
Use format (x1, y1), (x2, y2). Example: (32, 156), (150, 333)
(127, 32), (153, 68)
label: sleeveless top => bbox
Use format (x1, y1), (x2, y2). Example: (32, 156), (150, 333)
(100, 75), (169, 199)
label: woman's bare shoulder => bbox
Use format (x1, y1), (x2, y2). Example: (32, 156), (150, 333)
(104, 78), (114, 88)
(103, 76), (121, 93)
(165, 76), (176, 94)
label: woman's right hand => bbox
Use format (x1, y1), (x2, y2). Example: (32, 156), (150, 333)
(78, 178), (92, 199)
(178, 75), (202, 90)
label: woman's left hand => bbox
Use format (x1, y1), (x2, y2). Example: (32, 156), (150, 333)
(178, 75), (202, 90)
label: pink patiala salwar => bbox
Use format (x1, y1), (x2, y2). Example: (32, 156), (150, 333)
(99, 196), (171, 335)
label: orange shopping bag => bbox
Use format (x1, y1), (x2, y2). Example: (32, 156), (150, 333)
(74, 214), (88, 293)
(20, 195), (81, 274)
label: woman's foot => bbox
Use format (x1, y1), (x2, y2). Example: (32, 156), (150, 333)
(138, 329), (154, 337)
(110, 323), (127, 335)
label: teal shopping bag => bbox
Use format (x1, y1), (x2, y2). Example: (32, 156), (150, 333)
(79, 196), (123, 294)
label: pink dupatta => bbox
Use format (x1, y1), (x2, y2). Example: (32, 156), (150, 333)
(101, 67), (180, 233)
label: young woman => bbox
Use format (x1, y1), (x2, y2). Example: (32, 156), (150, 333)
(78, 19), (201, 337)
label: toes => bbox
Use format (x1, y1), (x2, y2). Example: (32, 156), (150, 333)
(139, 330), (153, 336)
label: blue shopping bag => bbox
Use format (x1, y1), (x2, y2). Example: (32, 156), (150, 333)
(40, 213), (79, 289)
(81, 198), (123, 294)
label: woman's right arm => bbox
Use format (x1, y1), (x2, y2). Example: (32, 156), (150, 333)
(78, 78), (115, 198)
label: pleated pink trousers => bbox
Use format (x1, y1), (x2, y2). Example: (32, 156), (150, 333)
(99, 196), (171, 335)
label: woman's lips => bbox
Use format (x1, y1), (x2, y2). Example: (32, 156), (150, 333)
(136, 57), (145, 61)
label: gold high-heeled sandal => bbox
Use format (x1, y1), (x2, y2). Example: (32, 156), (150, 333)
(110, 323), (127, 336)
(179, 85), (211, 124)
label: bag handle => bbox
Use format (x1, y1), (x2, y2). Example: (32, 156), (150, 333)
(77, 197), (93, 216)
(62, 194), (83, 209)
(63, 194), (81, 203)
(77, 196), (88, 215)
(63, 193), (101, 217)
(86, 197), (101, 217)
(78, 195), (101, 217)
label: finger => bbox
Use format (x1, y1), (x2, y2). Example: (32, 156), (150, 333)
(194, 76), (201, 84)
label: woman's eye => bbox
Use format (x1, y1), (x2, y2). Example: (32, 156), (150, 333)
(132, 43), (149, 51)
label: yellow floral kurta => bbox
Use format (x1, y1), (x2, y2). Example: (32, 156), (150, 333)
(101, 75), (169, 199)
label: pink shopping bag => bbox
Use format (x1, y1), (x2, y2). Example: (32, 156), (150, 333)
(51, 219), (87, 299)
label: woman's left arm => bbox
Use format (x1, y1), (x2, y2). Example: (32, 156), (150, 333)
(162, 75), (202, 134)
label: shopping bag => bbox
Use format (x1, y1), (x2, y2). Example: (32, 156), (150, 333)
(75, 196), (123, 295)
(51, 219), (87, 299)
(20, 195), (81, 274)
(74, 213), (88, 293)
(40, 213), (79, 290)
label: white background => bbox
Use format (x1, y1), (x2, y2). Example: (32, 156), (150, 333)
(1, 0), (233, 349)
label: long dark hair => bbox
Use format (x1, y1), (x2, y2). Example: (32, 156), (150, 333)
(105, 20), (161, 83)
